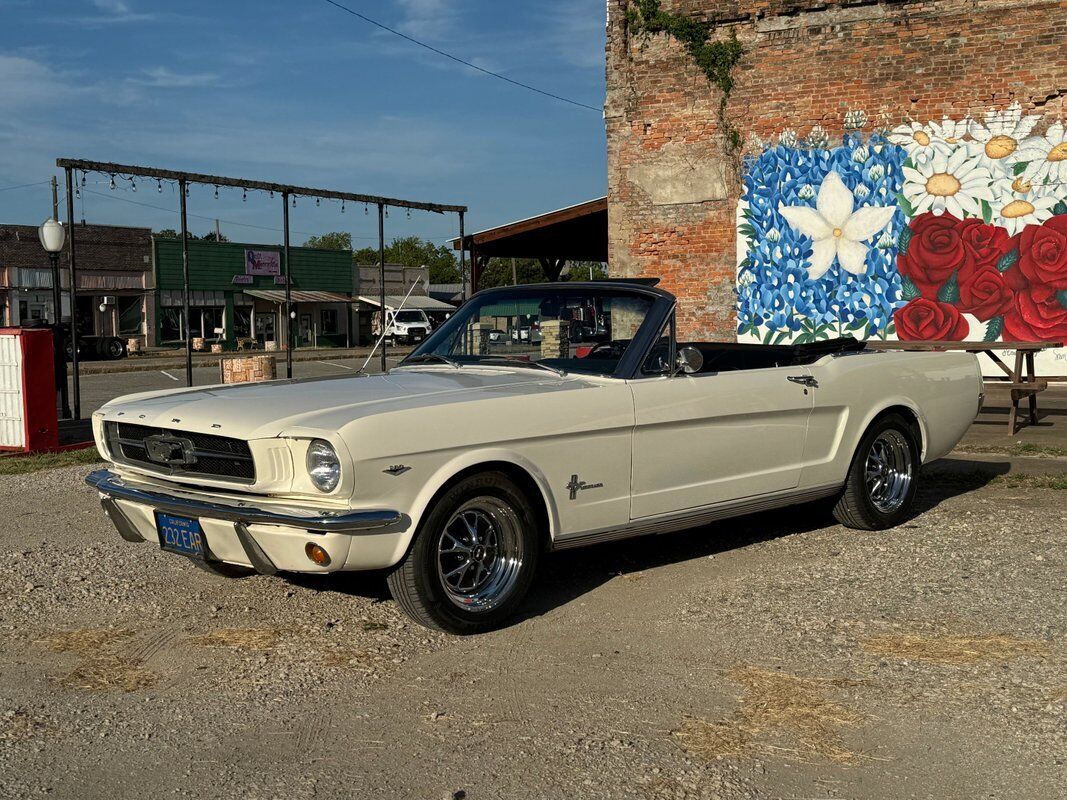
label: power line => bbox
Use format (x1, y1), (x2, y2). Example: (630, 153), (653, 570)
(0, 180), (50, 194)
(319, 0), (602, 114)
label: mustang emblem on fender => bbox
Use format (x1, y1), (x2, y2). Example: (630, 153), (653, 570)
(383, 465), (412, 476)
(566, 474), (604, 501)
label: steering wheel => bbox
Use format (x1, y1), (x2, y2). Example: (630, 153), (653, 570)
(587, 341), (623, 359)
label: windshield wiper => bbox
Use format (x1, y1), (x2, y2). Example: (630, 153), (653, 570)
(480, 357), (567, 378)
(400, 353), (462, 369)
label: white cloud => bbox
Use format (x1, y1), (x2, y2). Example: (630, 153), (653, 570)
(76, 0), (156, 24)
(543, 0), (607, 70)
(394, 0), (457, 40)
(133, 67), (221, 89)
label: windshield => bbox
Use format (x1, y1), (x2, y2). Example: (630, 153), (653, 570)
(393, 310), (426, 323)
(404, 286), (657, 376)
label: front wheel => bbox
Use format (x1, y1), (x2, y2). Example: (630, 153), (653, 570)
(832, 414), (919, 530)
(387, 472), (540, 634)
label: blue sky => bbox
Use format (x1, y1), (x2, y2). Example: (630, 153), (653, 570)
(0, 0), (606, 247)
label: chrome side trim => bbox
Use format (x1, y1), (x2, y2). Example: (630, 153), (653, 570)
(86, 469), (403, 533)
(551, 483), (842, 550)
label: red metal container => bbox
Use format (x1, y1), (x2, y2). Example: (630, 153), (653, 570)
(0, 328), (59, 453)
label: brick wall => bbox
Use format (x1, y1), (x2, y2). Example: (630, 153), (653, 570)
(606, 0), (1067, 340)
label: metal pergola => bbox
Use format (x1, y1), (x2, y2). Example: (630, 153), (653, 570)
(56, 158), (467, 419)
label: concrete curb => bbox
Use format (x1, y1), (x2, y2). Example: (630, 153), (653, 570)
(926, 452), (1067, 478)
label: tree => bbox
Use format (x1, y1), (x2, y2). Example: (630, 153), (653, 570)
(155, 228), (198, 240)
(304, 231), (352, 251)
(200, 230), (229, 243)
(353, 236), (461, 283)
(475, 258), (610, 289)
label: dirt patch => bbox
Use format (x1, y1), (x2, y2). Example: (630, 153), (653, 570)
(188, 627), (285, 651)
(674, 667), (866, 764)
(862, 632), (1048, 665)
(1045, 686), (1067, 703)
(0, 710), (51, 742)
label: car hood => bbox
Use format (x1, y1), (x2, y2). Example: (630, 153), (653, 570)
(96, 367), (596, 440)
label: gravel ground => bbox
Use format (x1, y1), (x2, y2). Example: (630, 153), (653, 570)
(0, 464), (1063, 800)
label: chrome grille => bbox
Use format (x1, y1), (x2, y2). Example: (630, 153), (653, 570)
(104, 422), (255, 483)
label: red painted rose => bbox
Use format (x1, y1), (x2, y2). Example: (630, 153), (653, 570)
(894, 298), (970, 341)
(957, 267), (1014, 321)
(1016, 215), (1067, 303)
(956, 218), (1012, 272)
(898, 213), (973, 297)
(1002, 291), (1067, 343)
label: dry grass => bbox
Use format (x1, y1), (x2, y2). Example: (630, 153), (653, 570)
(862, 632), (1048, 665)
(188, 627), (285, 651)
(0, 447), (102, 475)
(37, 628), (155, 693)
(673, 667), (866, 764)
(37, 628), (134, 656)
(58, 656), (157, 692)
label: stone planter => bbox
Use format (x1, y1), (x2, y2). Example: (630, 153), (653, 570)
(210, 343), (224, 354)
(220, 355), (277, 384)
(192, 337), (206, 352)
(126, 338), (143, 355)
(264, 340), (278, 352)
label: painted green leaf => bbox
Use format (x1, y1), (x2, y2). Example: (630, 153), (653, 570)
(772, 330), (790, 345)
(996, 248), (1018, 272)
(980, 199), (993, 224)
(937, 272), (960, 304)
(886, 322), (896, 336)
(1057, 290), (1067, 311)
(897, 193), (915, 218)
(1012, 161), (1029, 176)
(983, 315), (1004, 342)
(763, 327), (778, 345)
(1054, 200), (1067, 216)
(901, 276), (921, 300)
(897, 226), (913, 256)
(902, 157), (914, 170)
(738, 223), (757, 239)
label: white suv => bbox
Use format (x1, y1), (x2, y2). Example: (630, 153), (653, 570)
(385, 309), (432, 345)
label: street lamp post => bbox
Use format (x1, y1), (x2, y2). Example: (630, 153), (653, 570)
(38, 218), (70, 419)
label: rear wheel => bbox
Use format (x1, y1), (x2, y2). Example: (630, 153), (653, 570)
(832, 414), (919, 530)
(104, 338), (127, 360)
(387, 471), (540, 634)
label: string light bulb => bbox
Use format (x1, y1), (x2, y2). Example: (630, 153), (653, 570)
(109, 175), (116, 190)
(269, 190), (274, 198)
(341, 201), (345, 213)
(292, 195), (297, 208)
(364, 204), (368, 215)
(131, 178), (137, 192)
(406, 208), (411, 219)
(157, 179), (163, 193)
(81, 172), (86, 187)
(214, 185), (219, 199)
(315, 197), (320, 207)
(242, 189), (247, 202)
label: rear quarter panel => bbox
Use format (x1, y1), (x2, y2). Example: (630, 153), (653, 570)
(802, 350), (981, 488)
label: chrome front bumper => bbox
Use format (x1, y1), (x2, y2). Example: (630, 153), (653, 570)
(85, 469), (404, 575)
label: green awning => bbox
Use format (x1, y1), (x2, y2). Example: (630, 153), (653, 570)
(478, 299), (542, 317)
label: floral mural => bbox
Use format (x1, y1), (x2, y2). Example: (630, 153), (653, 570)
(736, 103), (1067, 347)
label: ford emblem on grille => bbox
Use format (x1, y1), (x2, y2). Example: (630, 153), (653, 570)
(144, 434), (197, 466)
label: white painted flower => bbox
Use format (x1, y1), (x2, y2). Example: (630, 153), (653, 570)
(990, 175), (1060, 235)
(876, 230), (895, 250)
(902, 148), (995, 218)
(888, 121), (951, 165)
(928, 116), (970, 145)
(1014, 122), (1067, 194)
(797, 183), (816, 200)
(854, 184), (870, 199)
(779, 171), (896, 279)
(851, 145), (870, 163)
(778, 128), (798, 148)
(966, 101), (1042, 177)
(843, 109), (868, 131)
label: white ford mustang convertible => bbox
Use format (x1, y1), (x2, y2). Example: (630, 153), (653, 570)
(87, 281), (982, 633)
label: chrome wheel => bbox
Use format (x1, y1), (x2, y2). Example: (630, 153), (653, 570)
(865, 429), (913, 514)
(436, 498), (524, 613)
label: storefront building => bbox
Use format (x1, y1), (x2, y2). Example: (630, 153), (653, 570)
(0, 223), (153, 344)
(153, 238), (355, 349)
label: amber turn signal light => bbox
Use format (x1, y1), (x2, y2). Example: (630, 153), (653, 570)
(305, 542), (331, 567)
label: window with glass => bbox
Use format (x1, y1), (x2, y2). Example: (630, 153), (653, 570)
(405, 286), (658, 376)
(117, 296), (142, 335)
(320, 308), (339, 335)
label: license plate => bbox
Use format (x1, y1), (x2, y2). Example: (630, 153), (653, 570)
(156, 512), (205, 559)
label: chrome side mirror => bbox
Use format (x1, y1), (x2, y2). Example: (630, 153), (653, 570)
(676, 346), (703, 375)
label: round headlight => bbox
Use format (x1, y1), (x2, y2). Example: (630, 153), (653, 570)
(306, 439), (340, 493)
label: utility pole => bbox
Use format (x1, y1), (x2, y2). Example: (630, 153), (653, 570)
(512, 257), (517, 286)
(215, 218), (221, 241)
(51, 176), (59, 218)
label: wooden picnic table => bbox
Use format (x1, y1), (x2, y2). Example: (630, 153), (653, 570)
(866, 340), (1064, 434)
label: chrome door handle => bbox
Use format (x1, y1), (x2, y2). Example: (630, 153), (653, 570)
(787, 375), (818, 388)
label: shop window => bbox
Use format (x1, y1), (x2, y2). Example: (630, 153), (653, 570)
(320, 308), (339, 335)
(160, 307), (182, 342)
(118, 297), (142, 335)
(234, 307), (252, 339)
